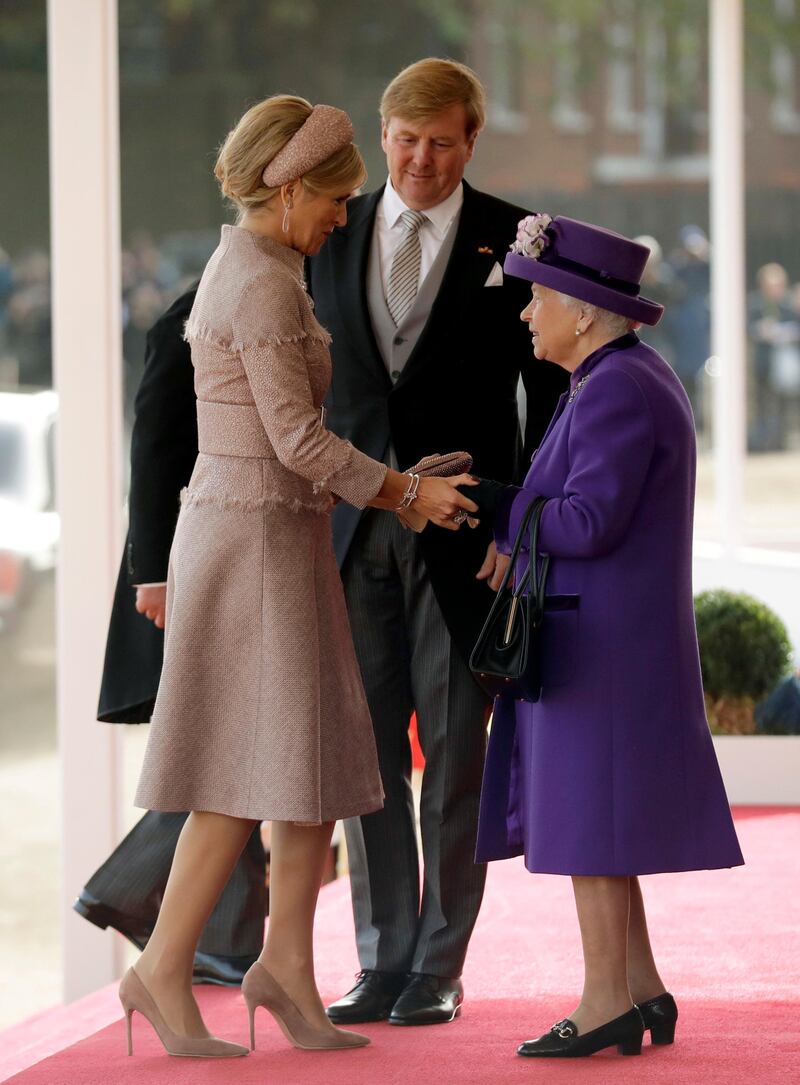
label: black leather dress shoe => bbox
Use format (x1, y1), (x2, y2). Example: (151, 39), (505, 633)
(635, 992), (678, 1045)
(73, 890), (254, 986)
(517, 1007), (644, 1058)
(326, 970), (408, 1023)
(388, 973), (464, 1026)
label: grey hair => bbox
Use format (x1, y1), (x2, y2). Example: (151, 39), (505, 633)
(556, 291), (637, 338)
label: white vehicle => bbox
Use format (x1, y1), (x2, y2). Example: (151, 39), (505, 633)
(0, 389), (58, 632)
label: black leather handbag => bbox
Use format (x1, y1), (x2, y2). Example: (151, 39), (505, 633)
(469, 496), (550, 702)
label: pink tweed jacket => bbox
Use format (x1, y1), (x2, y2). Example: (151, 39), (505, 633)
(183, 224), (387, 513)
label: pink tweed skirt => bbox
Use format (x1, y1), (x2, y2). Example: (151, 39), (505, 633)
(134, 492), (384, 823)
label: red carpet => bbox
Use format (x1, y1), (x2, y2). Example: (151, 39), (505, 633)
(4, 807), (799, 1084)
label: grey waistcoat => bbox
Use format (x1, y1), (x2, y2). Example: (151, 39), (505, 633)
(366, 212), (461, 384)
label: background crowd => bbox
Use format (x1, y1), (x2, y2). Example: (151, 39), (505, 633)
(2, 228), (800, 451)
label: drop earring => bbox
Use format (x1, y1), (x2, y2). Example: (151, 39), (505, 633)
(282, 202), (293, 234)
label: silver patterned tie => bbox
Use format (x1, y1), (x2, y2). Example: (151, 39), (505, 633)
(386, 209), (427, 326)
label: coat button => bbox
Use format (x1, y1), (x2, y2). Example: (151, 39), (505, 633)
(391, 369), (401, 381)
(393, 335), (404, 346)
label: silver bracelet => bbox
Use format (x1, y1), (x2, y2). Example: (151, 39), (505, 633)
(395, 472), (421, 511)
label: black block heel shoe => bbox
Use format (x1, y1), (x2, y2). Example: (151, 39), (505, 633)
(517, 1007), (644, 1058)
(635, 992), (678, 1045)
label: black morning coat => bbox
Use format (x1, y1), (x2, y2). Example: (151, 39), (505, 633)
(97, 288), (198, 722)
(308, 181), (568, 665)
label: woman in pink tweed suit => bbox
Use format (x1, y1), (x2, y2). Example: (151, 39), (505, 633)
(120, 96), (477, 1059)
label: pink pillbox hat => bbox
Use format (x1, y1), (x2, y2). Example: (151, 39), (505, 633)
(262, 104), (355, 187)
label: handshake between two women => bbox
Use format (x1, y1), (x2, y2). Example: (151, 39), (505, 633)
(370, 452), (480, 534)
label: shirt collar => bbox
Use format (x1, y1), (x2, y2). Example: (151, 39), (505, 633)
(380, 177), (464, 240)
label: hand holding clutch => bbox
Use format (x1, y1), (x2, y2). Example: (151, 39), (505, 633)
(408, 451), (474, 477)
(397, 452), (477, 533)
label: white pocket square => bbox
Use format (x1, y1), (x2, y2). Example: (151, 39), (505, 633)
(484, 261), (503, 287)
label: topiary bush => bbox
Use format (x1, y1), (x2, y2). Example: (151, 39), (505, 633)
(695, 590), (794, 734)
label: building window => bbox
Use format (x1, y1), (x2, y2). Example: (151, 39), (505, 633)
(771, 0), (800, 132)
(551, 19), (592, 133)
(595, 3), (708, 183)
(606, 1), (639, 132)
(483, 0), (528, 133)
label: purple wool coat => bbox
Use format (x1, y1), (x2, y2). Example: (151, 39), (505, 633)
(475, 333), (744, 875)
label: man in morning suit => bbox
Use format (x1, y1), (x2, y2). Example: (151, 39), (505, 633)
(74, 288), (268, 986)
(311, 59), (568, 1025)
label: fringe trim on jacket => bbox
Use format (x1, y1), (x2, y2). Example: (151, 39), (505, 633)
(180, 487), (332, 516)
(183, 319), (332, 353)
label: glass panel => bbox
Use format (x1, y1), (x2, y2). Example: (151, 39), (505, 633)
(113, 0), (726, 801)
(472, 0), (715, 536)
(0, 0), (59, 1029)
(114, 0), (717, 561)
(744, 0), (800, 551)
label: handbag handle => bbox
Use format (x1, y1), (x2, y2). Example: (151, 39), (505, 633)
(494, 497), (550, 645)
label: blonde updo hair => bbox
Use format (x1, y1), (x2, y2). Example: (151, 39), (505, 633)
(214, 94), (367, 215)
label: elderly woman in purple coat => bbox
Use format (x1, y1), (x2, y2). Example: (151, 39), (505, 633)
(463, 216), (743, 1059)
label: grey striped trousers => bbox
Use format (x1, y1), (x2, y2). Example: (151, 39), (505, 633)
(341, 510), (490, 977)
(83, 811), (267, 955)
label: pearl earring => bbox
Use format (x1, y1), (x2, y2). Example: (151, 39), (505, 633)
(575, 327), (582, 336)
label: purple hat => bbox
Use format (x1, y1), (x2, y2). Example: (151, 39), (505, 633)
(503, 214), (664, 326)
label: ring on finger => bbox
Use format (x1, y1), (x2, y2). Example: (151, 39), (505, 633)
(452, 509), (468, 525)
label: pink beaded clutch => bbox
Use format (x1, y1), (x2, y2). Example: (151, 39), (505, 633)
(398, 451), (475, 533)
(406, 451), (473, 478)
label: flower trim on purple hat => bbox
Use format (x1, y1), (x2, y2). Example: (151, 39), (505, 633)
(509, 213), (553, 260)
(262, 104), (355, 188)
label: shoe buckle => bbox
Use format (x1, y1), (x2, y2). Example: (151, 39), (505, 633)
(553, 1020), (576, 1039)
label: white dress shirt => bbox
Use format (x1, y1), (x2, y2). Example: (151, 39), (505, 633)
(375, 177), (464, 300)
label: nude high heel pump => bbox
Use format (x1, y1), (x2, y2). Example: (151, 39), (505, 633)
(119, 967), (248, 1058)
(242, 962), (370, 1051)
